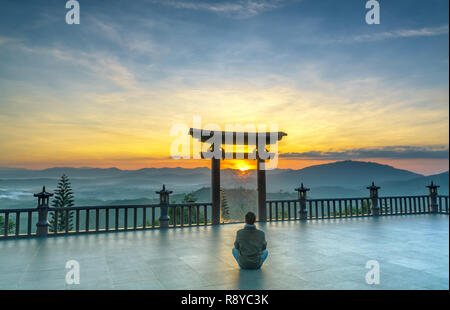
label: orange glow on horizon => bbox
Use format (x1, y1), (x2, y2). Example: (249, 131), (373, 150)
(224, 160), (256, 172)
(1, 158), (447, 176)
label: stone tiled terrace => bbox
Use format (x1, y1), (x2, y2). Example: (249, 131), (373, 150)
(0, 214), (448, 290)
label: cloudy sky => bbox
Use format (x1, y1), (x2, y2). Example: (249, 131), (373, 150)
(0, 0), (448, 174)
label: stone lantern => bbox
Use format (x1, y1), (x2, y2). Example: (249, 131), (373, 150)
(367, 182), (380, 216)
(295, 183), (310, 220)
(426, 181), (440, 213)
(34, 186), (53, 237)
(157, 184), (172, 228)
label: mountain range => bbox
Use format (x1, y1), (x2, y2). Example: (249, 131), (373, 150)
(0, 161), (448, 210)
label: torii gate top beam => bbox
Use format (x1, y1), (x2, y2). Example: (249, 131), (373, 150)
(188, 128), (287, 145)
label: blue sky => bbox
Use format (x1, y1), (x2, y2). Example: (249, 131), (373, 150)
(0, 0), (448, 174)
(1, 0), (448, 90)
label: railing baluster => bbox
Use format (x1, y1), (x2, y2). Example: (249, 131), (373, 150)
(4, 211), (9, 237)
(196, 205), (200, 225)
(366, 198), (370, 215)
(321, 200), (324, 219)
(327, 200), (330, 219)
(152, 207), (155, 228)
(275, 202), (278, 221)
(54, 210), (59, 234)
(65, 209), (69, 233)
(333, 200), (336, 218)
(269, 202), (273, 221)
(315, 201), (318, 219)
(133, 207), (137, 230)
(106, 208), (109, 231)
(281, 202), (285, 221)
(95, 209), (99, 232)
(115, 208), (119, 230)
(76, 209), (80, 232)
(188, 207), (192, 226)
(124, 208), (128, 230)
(27, 210), (32, 236)
(15, 212), (20, 236)
(307, 200), (311, 220)
(142, 207), (146, 229)
(85, 209), (89, 232)
(294, 201), (297, 220)
(306, 200), (311, 220)
(288, 201), (291, 220)
(181, 206), (184, 227)
(173, 206), (177, 227)
(204, 205), (208, 225)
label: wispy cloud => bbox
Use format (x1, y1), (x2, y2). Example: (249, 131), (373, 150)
(280, 146), (450, 160)
(352, 25), (449, 42)
(0, 36), (137, 90)
(0, 35), (21, 46)
(154, 0), (286, 18)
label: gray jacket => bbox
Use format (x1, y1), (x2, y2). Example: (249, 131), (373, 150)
(234, 224), (267, 269)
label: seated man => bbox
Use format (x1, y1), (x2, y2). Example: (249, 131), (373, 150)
(232, 211), (268, 269)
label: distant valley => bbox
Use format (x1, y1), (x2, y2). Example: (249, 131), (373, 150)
(0, 161), (448, 213)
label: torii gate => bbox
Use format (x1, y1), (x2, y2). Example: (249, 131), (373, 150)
(189, 128), (287, 224)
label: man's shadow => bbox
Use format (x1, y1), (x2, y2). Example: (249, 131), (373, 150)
(236, 268), (265, 290)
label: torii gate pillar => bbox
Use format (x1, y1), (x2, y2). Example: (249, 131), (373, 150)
(257, 158), (267, 222)
(211, 157), (221, 225)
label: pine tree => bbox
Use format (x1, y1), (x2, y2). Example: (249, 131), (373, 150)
(182, 193), (197, 203)
(220, 187), (230, 221)
(49, 174), (75, 232)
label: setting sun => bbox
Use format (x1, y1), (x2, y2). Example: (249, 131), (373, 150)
(227, 160), (256, 172)
(236, 162), (250, 172)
